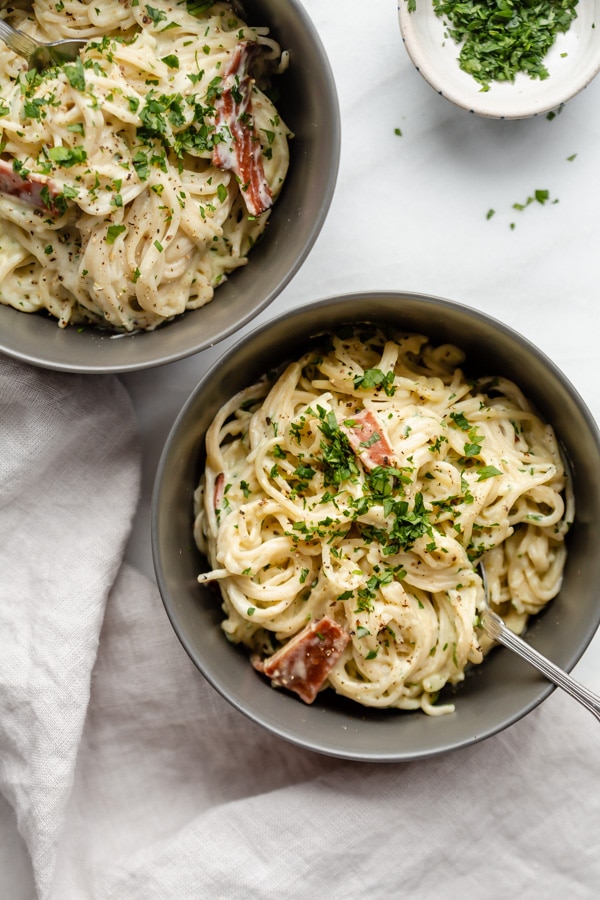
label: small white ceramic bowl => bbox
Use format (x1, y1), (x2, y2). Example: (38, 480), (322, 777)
(398, 0), (600, 119)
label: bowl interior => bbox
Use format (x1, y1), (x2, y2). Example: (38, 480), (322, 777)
(152, 292), (600, 761)
(0, 0), (340, 373)
(398, 0), (600, 119)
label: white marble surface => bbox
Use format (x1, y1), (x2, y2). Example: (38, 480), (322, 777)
(3, 1), (600, 896)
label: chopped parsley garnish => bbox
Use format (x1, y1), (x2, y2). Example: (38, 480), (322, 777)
(449, 411), (470, 431)
(64, 57), (86, 91)
(476, 465), (502, 481)
(360, 491), (433, 555)
(132, 151), (150, 180)
(354, 368), (396, 396)
(187, 0), (217, 16)
(430, 0), (579, 90)
(145, 4), (168, 26)
(513, 189), (553, 210)
(316, 406), (360, 486)
(48, 145), (87, 167)
(106, 224), (126, 244)
(463, 440), (482, 458)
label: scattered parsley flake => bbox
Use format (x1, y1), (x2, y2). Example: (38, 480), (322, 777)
(48, 145), (87, 167)
(354, 368), (396, 396)
(64, 57), (86, 91)
(463, 441), (481, 457)
(476, 465), (502, 481)
(145, 4), (167, 26)
(106, 224), (126, 244)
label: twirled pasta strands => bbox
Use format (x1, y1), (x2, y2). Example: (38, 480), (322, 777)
(194, 327), (572, 714)
(0, 0), (291, 330)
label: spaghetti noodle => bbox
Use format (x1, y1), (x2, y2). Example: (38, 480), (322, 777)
(0, 1), (291, 330)
(194, 325), (572, 715)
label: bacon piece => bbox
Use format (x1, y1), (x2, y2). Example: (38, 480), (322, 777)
(213, 472), (225, 510)
(252, 616), (350, 704)
(0, 158), (61, 212)
(341, 408), (396, 470)
(212, 41), (273, 216)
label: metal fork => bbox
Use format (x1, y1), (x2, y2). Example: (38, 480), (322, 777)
(0, 18), (85, 72)
(479, 564), (600, 722)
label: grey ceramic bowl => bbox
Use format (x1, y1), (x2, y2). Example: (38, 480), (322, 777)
(0, 0), (339, 374)
(152, 291), (600, 762)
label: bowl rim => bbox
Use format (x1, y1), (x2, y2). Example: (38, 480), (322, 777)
(0, 0), (341, 374)
(152, 290), (600, 761)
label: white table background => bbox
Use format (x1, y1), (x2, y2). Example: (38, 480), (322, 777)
(3, 0), (600, 896)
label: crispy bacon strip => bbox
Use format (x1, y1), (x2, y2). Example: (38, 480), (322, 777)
(252, 616), (350, 704)
(0, 158), (60, 212)
(212, 41), (273, 217)
(213, 471), (225, 510)
(341, 408), (395, 470)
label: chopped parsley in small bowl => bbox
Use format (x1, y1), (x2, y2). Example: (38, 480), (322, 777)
(398, 0), (600, 119)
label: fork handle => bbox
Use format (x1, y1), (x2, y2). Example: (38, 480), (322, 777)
(0, 19), (41, 59)
(490, 611), (600, 721)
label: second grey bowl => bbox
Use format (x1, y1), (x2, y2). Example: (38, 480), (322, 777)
(0, 0), (340, 373)
(152, 291), (600, 761)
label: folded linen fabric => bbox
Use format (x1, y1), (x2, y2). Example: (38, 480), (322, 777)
(1, 352), (600, 900)
(0, 356), (140, 899)
(43, 566), (600, 899)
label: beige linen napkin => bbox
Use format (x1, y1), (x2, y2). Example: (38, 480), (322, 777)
(0, 355), (140, 899)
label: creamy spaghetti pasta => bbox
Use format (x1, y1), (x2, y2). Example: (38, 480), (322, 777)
(0, 0), (291, 330)
(193, 325), (572, 715)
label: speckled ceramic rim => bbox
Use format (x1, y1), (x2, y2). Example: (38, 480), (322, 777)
(152, 291), (600, 762)
(0, 0), (341, 373)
